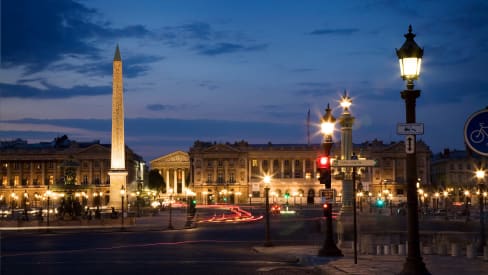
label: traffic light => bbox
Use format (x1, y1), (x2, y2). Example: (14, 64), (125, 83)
(376, 199), (384, 208)
(316, 156), (330, 169)
(189, 198), (197, 214)
(317, 156), (332, 188)
(284, 192), (290, 199)
(323, 203), (329, 216)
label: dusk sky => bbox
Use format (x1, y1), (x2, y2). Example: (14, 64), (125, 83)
(1, 0), (487, 163)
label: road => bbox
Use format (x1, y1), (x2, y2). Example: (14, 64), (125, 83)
(1, 207), (325, 275)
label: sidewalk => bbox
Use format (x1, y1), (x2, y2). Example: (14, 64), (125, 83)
(253, 245), (488, 275)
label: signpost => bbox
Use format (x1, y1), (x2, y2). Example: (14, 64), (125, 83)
(464, 108), (488, 156)
(332, 159), (376, 167)
(334, 158), (376, 264)
(397, 123), (424, 135)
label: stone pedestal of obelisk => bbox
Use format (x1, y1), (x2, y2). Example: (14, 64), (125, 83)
(109, 45), (127, 209)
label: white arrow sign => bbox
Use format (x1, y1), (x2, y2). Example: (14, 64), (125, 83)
(405, 135), (415, 154)
(397, 123), (424, 135)
(332, 159), (377, 167)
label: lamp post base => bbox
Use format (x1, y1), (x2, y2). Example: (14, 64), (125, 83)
(399, 257), (430, 275)
(318, 243), (343, 257)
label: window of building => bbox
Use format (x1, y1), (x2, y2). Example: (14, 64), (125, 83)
(252, 159), (258, 167)
(207, 160), (213, 168)
(49, 175), (54, 185)
(82, 175), (88, 185)
(218, 160), (223, 167)
(24, 163), (30, 169)
(94, 175), (101, 185)
(1, 176), (7, 186)
(229, 159), (234, 167)
(36, 164), (41, 169)
(207, 173), (212, 183)
(94, 161), (100, 168)
(13, 162), (19, 170)
(14, 176), (19, 186)
(48, 162), (54, 169)
(262, 160), (269, 173)
(229, 172), (235, 183)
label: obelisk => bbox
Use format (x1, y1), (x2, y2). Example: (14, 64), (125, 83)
(108, 45), (128, 209)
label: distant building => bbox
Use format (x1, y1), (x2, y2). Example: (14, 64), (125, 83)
(150, 151), (190, 197)
(164, 139), (433, 205)
(431, 148), (487, 203)
(0, 136), (145, 209)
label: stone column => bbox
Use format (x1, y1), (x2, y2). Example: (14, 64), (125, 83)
(174, 169), (178, 193)
(166, 169), (170, 193)
(339, 95), (355, 215)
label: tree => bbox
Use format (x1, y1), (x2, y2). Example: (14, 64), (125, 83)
(148, 169), (165, 192)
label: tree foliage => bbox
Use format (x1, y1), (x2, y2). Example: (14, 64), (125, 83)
(148, 169), (165, 191)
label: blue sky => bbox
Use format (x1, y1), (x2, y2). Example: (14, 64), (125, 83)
(1, 0), (487, 162)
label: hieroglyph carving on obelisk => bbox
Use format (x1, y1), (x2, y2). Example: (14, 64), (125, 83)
(108, 45), (128, 209)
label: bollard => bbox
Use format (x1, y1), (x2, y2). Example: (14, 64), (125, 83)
(466, 244), (474, 259)
(436, 243), (447, 256)
(451, 243), (459, 257)
(423, 246), (432, 255)
(390, 244), (397, 255)
(398, 244), (405, 256)
(376, 245), (382, 255)
(384, 244), (390, 255)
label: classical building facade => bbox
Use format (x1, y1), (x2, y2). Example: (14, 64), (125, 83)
(182, 139), (432, 205)
(150, 151), (190, 197)
(0, 136), (145, 210)
(431, 148), (487, 203)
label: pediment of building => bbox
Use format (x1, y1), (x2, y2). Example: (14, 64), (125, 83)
(77, 144), (110, 155)
(202, 144), (241, 153)
(151, 150), (189, 166)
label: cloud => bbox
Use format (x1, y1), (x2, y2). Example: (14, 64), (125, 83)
(193, 42), (267, 56)
(146, 104), (177, 111)
(309, 28), (360, 36)
(1, 0), (151, 73)
(0, 81), (111, 99)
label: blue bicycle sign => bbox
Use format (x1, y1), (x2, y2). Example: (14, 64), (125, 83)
(464, 109), (488, 156)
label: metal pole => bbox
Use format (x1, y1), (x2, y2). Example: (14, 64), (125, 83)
(399, 85), (429, 275)
(121, 195), (124, 230)
(352, 167), (358, 264)
(168, 194), (174, 230)
(478, 184), (486, 254)
(264, 186), (272, 246)
(318, 138), (343, 257)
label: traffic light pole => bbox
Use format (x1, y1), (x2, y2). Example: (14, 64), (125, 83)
(318, 140), (343, 257)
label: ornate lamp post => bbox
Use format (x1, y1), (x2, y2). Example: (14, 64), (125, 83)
(120, 186), (125, 230)
(396, 25), (430, 275)
(318, 104), (343, 257)
(264, 175), (272, 247)
(476, 169), (486, 254)
(167, 188), (174, 230)
(45, 188), (52, 228)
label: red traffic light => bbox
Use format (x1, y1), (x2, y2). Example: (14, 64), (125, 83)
(317, 156), (330, 169)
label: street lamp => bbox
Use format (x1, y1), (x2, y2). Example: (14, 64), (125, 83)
(396, 25), (429, 275)
(167, 188), (174, 230)
(120, 186), (126, 230)
(318, 104), (343, 257)
(45, 188), (52, 228)
(264, 175), (272, 247)
(476, 169), (486, 254)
